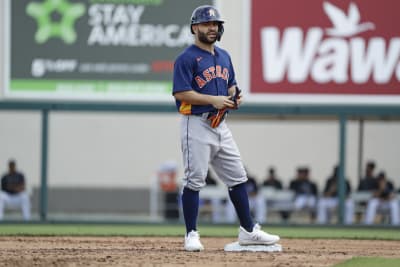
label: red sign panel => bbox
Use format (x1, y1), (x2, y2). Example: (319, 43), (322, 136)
(250, 0), (400, 95)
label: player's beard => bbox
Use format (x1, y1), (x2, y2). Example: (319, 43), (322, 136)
(198, 30), (217, 44)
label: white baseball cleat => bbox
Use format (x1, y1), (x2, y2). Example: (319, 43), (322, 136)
(238, 224), (280, 246)
(184, 230), (204, 251)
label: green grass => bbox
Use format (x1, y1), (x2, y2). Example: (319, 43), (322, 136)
(334, 257), (400, 267)
(0, 224), (399, 240)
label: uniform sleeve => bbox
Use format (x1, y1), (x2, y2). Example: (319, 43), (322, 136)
(312, 183), (318, 195)
(388, 181), (394, 191)
(227, 55), (237, 88)
(1, 176), (5, 191)
(346, 180), (352, 195)
(250, 178), (259, 194)
(289, 180), (294, 191)
(20, 173), (25, 184)
(357, 180), (364, 191)
(173, 55), (194, 94)
(323, 178), (331, 194)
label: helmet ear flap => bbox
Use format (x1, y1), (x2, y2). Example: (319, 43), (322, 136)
(217, 23), (224, 41)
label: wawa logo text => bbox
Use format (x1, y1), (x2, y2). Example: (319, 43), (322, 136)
(261, 1), (400, 85)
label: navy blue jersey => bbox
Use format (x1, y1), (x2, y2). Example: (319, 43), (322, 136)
(172, 44), (236, 115)
(1, 172), (25, 195)
(289, 179), (318, 196)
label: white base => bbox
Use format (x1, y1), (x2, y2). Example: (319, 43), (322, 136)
(224, 242), (282, 252)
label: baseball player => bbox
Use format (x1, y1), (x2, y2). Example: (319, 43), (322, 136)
(0, 159), (31, 220)
(172, 5), (280, 251)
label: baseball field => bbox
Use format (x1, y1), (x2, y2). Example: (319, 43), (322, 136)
(0, 224), (399, 266)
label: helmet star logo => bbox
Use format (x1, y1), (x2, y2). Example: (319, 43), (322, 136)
(26, 0), (86, 44)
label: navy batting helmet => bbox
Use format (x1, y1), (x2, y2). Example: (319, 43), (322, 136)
(190, 5), (224, 41)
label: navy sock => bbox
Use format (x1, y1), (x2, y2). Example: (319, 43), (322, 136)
(181, 187), (199, 234)
(228, 182), (254, 232)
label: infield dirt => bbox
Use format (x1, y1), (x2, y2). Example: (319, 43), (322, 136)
(0, 236), (399, 266)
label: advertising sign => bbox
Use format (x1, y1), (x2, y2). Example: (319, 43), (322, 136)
(249, 0), (400, 104)
(5, 0), (211, 101)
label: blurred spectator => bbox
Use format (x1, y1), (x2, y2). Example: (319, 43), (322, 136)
(364, 171), (399, 225)
(317, 165), (354, 224)
(355, 161), (379, 223)
(201, 168), (227, 223)
(226, 168), (266, 223)
(0, 159), (31, 220)
(158, 161), (179, 219)
(262, 167), (283, 189)
(358, 161), (378, 191)
(289, 167), (318, 222)
(261, 166), (290, 222)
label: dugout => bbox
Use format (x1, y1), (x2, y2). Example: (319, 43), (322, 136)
(1, 100), (400, 224)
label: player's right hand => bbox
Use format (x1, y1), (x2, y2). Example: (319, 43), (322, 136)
(211, 96), (235, 109)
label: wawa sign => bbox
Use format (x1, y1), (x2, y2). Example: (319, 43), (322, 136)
(250, 0), (400, 99)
